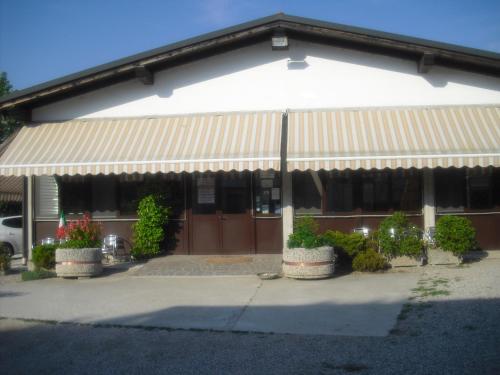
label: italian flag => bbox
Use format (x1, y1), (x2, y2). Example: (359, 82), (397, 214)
(58, 211), (66, 229)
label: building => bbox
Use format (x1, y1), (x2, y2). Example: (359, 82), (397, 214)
(0, 14), (499, 260)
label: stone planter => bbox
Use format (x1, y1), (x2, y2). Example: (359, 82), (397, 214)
(389, 255), (424, 268)
(426, 248), (462, 265)
(283, 246), (335, 279)
(55, 248), (103, 278)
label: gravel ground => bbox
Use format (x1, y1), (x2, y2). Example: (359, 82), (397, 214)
(1, 257), (500, 375)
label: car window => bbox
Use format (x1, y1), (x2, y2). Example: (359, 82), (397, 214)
(2, 217), (22, 229)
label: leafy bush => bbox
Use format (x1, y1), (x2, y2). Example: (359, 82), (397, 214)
(58, 212), (102, 248)
(21, 270), (56, 281)
(323, 230), (366, 258)
(378, 212), (423, 259)
(32, 244), (57, 270)
(352, 248), (387, 272)
(132, 195), (170, 259)
(287, 216), (325, 249)
(435, 215), (476, 257)
(0, 244), (11, 272)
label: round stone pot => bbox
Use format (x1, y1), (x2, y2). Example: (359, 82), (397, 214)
(283, 246), (335, 279)
(55, 248), (103, 278)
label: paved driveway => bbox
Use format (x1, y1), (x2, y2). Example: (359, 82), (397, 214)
(0, 268), (420, 336)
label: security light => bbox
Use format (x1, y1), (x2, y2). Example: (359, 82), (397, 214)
(271, 30), (288, 50)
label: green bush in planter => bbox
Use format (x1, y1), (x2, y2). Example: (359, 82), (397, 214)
(287, 216), (325, 249)
(32, 244), (57, 270)
(132, 195), (171, 259)
(0, 244), (11, 272)
(323, 230), (365, 258)
(352, 248), (387, 272)
(435, 215), (476, 257)
(378, 212), (423, 259)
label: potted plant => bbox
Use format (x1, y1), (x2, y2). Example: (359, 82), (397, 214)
(283, 216), (335, 279)
(430, 215), (476, 265)
(0, 244), (11, 275)
(55, 213), (103, 278)
(378, 212), (424, 267)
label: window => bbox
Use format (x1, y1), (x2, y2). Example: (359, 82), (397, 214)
(361, 171), (391, 211)
(2, 217), (22, 228)
(59, 176), (91, 216)
(435, 169), (466, 212)
(91, 175), (117, 218)
(467, 168), (492, 209)
(36, 173), (186, 220)
(293, 171), (322, 214)
(254, 170), (281, 216)
(119, 173), (186, 219)
(435, 167), (499, 212)
(294, 170), (422, 216)
(326, 171), (354, 212)
(35, 176), (59, 219)
(392, 170), (422, 211)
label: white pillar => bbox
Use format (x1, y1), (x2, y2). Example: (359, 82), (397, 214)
(282, 170), (293, 251)
(423, 168), (436, 230)
(25, 176), (35, 269)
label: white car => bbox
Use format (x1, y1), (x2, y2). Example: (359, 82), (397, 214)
(0, 216), (23, 256)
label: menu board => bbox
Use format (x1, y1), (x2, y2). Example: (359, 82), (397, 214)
(197, 176), (215, 204)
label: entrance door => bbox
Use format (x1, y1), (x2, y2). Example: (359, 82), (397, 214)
(191, 172), (254, 254)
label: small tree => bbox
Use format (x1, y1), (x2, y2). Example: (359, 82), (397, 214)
(132, 195), (170, 259)
(379, 212), (423, 259)
(435, 215), (476, 257)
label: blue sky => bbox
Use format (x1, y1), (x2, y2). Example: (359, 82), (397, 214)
(1, 0), (499, 90)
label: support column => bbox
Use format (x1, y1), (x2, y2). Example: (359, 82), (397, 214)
(23, 176), (35, 269)
(423, 168), (436, 230)
(282, 170), (293, 251)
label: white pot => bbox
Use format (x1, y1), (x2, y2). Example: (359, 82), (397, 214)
(426, 248), (462, 265)
(283, 246), (335, 279)
(55, 248), (103, 278)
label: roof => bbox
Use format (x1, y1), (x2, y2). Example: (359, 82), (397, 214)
(1, 13), (500, 112)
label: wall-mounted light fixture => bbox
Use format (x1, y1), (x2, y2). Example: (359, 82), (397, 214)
(271, 29), (288, 50)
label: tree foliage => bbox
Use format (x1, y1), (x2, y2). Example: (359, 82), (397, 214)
(0, 72), (21, 144)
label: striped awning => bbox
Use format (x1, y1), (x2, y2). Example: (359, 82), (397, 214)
(0, 111), (282, 176)
(287, 105), (500, 170)
(0, 176), (22, 202)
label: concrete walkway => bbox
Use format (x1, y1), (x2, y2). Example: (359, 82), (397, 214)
(0, 268), (420, 336)
(133, 254), (283, 276)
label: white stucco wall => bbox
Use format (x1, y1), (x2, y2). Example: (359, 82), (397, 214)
(32, 39), (500, 121)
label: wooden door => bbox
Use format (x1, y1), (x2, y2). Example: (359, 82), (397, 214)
(220, 172), (254, 253)
(190, 172), (254, 254)
(191, 173), (219, 253)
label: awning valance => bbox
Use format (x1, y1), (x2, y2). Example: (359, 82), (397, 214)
(0, 176), (23, 202)
(287, 105), (500, 170)
(0, 111), (282, 176)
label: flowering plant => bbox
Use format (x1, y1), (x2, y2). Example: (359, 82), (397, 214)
(57, 212), (102, 249)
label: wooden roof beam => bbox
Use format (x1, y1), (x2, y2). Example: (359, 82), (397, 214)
(135, 66), (154, 85)
(418, 52), (435, 74)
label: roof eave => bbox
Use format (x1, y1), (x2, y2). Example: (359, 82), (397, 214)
(1, 13), (499, 111)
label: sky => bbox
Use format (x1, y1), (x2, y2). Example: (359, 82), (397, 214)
(1, 0), (499, 91)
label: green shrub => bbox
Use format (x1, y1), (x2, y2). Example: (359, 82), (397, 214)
(287, 216), (325, 249)
(378, 212), (423, 259)
(0, 244), (11, 272)
(352, 248), (387, 272)
(132, 195), (170, 259)
(435, 215), (476, 257)
(323, 230), (366, 258)
(21, 270), (56, 281)
(32, 244), (57, 270)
